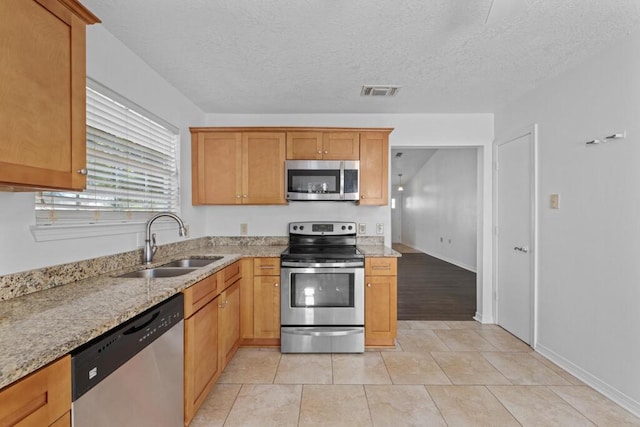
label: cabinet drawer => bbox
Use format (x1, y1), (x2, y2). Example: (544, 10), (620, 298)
(183, 273), (219, 318)
(222, 261), (242, 288)
(0, 356), (70, 427)
(365, 257), (397, 276)
(253, 258), (280, 276)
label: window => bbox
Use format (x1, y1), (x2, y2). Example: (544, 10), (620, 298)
(35, 83), (180, 231)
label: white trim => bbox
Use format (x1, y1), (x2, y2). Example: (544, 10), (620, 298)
(493, 123), (538, 347)
(536, 344), (640, 418)
(30, 219), (185, 242)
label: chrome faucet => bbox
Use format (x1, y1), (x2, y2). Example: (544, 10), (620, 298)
(144, 212), (188, 264)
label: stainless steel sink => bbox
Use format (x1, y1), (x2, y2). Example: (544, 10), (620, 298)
(158, 257), (223, 268)
(116, 267), (197, 278)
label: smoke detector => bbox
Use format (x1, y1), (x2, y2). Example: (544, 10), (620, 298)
(361, 85), (401, 97)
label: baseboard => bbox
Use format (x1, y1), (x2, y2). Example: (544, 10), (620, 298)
(536, 343), (640, 418)
(417, 249), (477, 273)
(474, 311), (494, 324)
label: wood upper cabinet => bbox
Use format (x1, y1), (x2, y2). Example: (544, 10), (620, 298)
(0, 355), (71, 426)
(191, 130), (286, 205)
(286, 131), (359, 160)
(0, 0), (99, 191)
(365, 257), (397, 347)
(359, 132), (389, 206)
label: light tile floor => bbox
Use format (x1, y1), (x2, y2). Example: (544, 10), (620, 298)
(190, 321), (640, 426)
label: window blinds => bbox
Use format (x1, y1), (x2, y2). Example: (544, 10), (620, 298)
(35, 87), (179, 226)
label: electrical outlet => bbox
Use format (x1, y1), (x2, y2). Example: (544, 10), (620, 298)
(550, 194), (560, 209)
(376, 223), (384, 234)
(240, 223), (248, 235)
(358, 223), (366, 234)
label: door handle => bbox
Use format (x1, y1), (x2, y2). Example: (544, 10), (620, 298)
(513, 246), (529, 253)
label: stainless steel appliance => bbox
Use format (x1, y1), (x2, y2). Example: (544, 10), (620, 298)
(71, 294), (184, 427)
(281, 221), (365, 352)
(285, 160), (360, 201)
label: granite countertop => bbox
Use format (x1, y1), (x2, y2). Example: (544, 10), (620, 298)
(0, 243), (395, 389)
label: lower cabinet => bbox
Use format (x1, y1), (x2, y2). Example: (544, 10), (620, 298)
(0, 355), (71, 427)
(218, 279), (240, 369)
(253, 275), (280, 339)
(183, 261), (241, 426)
(364, 257), (398, 347)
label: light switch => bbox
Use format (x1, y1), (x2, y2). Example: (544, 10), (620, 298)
(358, 223), (366, 234)
(376, 223), (384, 234)
(550, 194), (560, 209)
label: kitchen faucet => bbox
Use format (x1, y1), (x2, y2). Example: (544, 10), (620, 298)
(144, 212), (188, 264)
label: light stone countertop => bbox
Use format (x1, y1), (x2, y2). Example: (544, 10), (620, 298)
(0, 243), (395, 389)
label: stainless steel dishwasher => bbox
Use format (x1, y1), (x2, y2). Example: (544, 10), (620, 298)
(71, 293), (184, 427)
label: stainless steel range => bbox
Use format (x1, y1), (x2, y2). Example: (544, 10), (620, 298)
(280, 221), (365, 353)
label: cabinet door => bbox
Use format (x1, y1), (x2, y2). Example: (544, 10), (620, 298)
(322, 132), (360, 160)
(243, 133), (286, 204)
(218, 280), (241, 369)
(365, 275), (397, 346)
(359, 132), (389, 205)
(253, 276), (281, 339)
(0, 0), (96, 190)
(0, 356), (70, 427)
(192, 132), (242, 204)
(184, 297), (219, 425)
(286, 132), (323, 160)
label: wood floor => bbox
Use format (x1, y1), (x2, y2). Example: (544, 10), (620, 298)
(395, 246), (476, 321)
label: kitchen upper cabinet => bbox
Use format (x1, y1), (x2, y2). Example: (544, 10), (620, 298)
(286, 131), (359, 160)
(0, 355), (71, 426)
(364, 257), (397, 347)
(0, 0), (99, 191)
(359, 132), (389, 206)
(191, 130), (286, 205)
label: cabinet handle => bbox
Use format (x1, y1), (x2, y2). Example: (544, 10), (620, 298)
(77, 168), (88, 175)
(324, 150), (328, 154)
(367, 283), (372, 287)
(317, 150), (322, 154)
(274, 283), (279, 287)
(361, 195), (366, 199)
(236, 195), (241, 198)
(243, 194), (247, 198)
(260, 266), (275, 269)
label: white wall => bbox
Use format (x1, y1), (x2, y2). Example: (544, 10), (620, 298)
(0, 25), (206, 275)
(495, 31), (640, 414)
(401, 149), (477, 271)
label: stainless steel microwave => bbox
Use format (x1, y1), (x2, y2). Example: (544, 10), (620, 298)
(285, 160), (359, 201)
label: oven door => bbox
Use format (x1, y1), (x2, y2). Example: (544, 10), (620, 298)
(280, 267), (364, 326)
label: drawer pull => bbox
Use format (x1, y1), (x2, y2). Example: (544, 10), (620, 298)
(372, 265), (391, 270)
(259, 266), (275, 269)
(367, 283), (371, 287)
(274, 283), (279, 287)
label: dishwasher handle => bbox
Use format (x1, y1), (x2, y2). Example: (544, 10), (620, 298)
(124, 312), (159, 335)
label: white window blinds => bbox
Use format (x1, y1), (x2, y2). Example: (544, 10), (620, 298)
(35, 86), (179, 226)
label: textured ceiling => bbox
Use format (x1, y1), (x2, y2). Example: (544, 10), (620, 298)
(82, 0), (640, 114)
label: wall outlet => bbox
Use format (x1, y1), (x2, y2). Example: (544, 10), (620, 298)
(358, 223), (366, 234)
(376, 223), (384, 234)
(240, 223), (248, 235)
(550, 194), (560, 209)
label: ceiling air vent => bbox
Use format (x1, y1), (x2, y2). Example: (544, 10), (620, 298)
(361, 85), (401, 97)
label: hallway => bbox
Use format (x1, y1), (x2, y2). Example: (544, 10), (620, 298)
(393, 245), (476, 321)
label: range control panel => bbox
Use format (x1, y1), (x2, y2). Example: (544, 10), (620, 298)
(289, 222), (356, 236)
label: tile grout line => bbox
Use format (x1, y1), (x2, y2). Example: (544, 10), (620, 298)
(483, 384), (525, 427)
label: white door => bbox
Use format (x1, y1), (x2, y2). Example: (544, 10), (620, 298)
(495, 126), (536, 345)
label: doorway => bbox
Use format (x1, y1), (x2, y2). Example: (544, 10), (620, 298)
(391, 147), (480, 320)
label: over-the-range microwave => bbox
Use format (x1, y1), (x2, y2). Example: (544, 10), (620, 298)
(285, 160), (359, 201)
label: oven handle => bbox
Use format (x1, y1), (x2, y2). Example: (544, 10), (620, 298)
(281, 261), (364, 268)
(283, 327), (363, 337)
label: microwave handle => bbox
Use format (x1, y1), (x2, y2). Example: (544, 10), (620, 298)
(340, 161), (345, 200)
